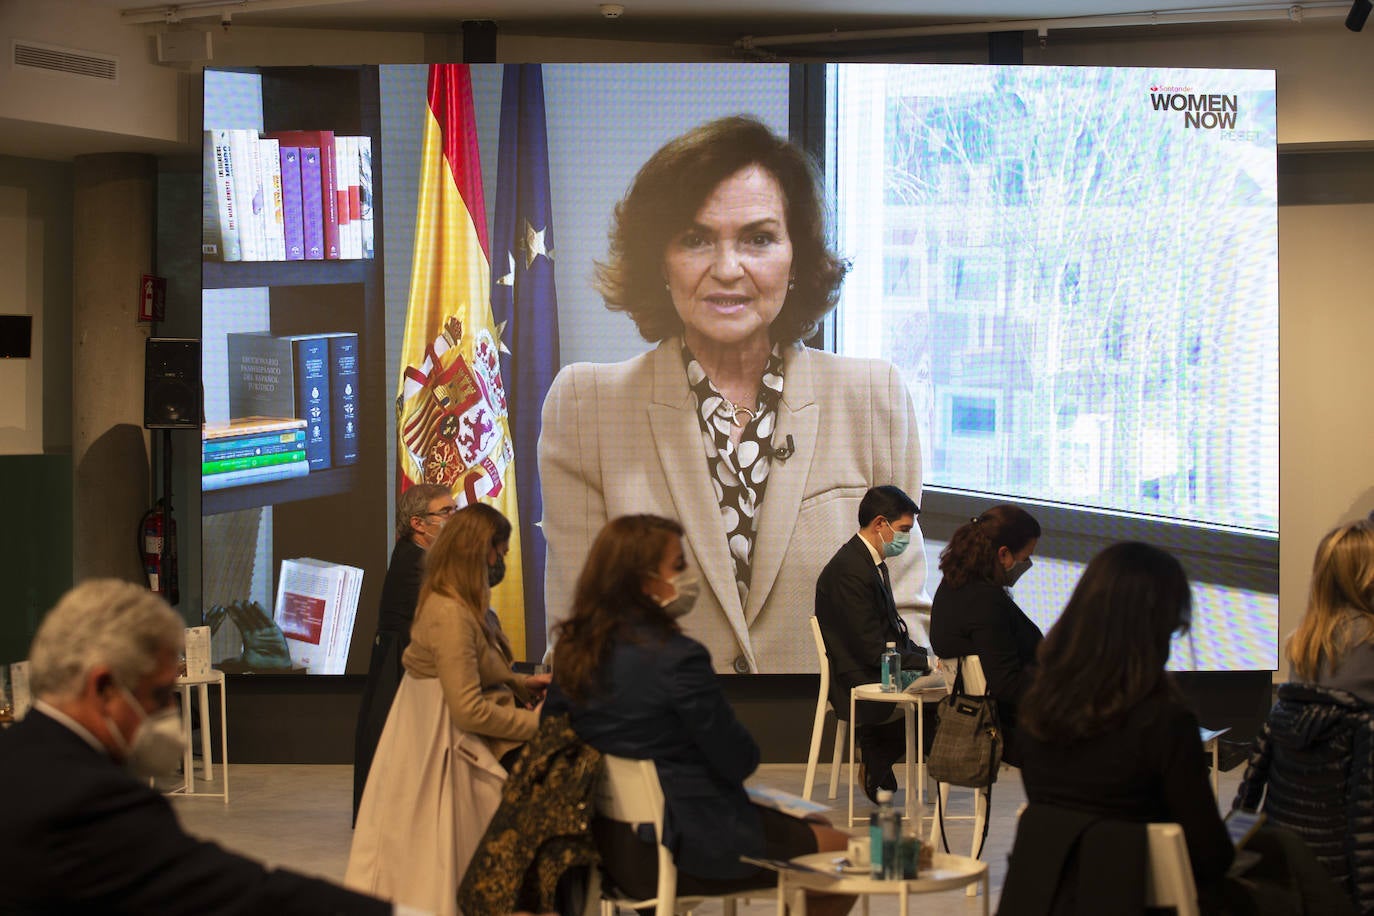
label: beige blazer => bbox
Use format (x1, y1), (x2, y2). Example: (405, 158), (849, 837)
(538, 339), (929, 674)
(403, 593), (538, 760)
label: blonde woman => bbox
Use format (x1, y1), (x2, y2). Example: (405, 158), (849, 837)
(1287, 519), (1374, 703)
(348, 503), (550, 916)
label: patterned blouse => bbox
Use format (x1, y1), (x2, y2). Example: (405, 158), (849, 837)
(682, 343), (786, 610)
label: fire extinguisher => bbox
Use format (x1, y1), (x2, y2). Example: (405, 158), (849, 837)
(139, 499), (180, 605)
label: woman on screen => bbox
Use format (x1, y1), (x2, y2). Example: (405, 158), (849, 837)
(539, 115), (927, 674)
(347, 503), (551, 916)
(928, 504), (1043, 765)
(543, 514), (853, 916)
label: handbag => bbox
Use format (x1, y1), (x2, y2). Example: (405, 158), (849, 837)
(928, 659), (1003, 788)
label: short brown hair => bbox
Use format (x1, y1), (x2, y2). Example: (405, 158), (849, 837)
(552, 515), (684, 701)
(395, 483), (452, 540)
(594, 115), (847, 345)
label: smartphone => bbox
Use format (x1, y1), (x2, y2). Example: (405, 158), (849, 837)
(1224, 808), (1266, 849)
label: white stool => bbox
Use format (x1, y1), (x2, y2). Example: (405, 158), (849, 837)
(165, 670), (229, 803)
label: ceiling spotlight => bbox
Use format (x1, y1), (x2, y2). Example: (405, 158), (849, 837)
(599, 4), (625, 19)
(1349, 0), (1372, 31)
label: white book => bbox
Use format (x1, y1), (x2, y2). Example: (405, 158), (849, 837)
(257, 137), (286, 261)
(273, 558), (362, 675)
(358, 136), (374, 259)
(228, 129), (264, 261)
(203, 129), (241, 261)
(337, 136), (362, 259)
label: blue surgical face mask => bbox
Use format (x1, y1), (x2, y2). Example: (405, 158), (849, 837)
(882, 521), (911, 558)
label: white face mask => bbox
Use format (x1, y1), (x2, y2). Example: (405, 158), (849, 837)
(655, 570), (702, 618)
(106, 684), (185, 778)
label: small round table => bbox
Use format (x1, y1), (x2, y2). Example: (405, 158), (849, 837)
(775, 850), (988, 916)
(848, 683), (948, 827)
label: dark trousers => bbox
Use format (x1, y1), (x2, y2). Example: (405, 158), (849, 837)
(856, 704), (939, 783)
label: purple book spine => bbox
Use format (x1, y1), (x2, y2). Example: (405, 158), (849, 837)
(280, 147), (305, 261)
(299, 147), (325, 261)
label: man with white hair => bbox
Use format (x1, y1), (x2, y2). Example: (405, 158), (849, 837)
(0, 578), (399, 915)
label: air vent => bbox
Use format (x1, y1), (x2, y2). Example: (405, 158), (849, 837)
(12, 40), (118, 82)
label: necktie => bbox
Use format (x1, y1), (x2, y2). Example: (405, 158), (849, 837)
(878, 563), (910, 640)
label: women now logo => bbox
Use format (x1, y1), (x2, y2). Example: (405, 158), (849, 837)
(1149, 89), (1240, 129)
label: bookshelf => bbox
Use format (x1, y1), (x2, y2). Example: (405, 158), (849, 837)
(201, 66), (387, 671)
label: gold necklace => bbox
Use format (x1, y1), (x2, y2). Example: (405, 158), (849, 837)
(715, 398), (756, 428)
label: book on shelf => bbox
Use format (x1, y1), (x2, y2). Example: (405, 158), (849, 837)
(299, 146), (325, 260)
(323, 332), (359, 467)
(9, 661), (31, 720)
(257, 137), (287, 261)
(202, 448), (308, 475)
(227, 333), (335, 471)
(273, 557), (363, 675)
(203, 129), (241, 262)
(202, 459), (310, 491)
(279, 146), (305, 261)
(334, 135), (356, 259)
(203, 428), (306, 461)
(358, 136), (374, 259)
(264, 130), (340, 259)
(203, 415), (308, 441)
(228, 129), (266, 262)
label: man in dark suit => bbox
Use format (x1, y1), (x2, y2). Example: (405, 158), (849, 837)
(0, 579), (393, 916)
(352, 483), (456, 820)
(815, 485), (933, 803)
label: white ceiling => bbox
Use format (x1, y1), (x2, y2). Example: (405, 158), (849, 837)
(97, 0), (1356, 46)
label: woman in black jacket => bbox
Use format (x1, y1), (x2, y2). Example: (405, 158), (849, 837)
(928, 504), (1042, 765)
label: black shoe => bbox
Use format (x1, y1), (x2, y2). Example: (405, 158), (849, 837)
(860, 762), (897, 805)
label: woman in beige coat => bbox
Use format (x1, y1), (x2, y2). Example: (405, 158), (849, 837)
(347, 502), (550, 916)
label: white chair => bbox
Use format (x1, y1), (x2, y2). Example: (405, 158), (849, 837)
(928, 654), (992, 895)
(1145, 823), (1200, 916)
(589, 754), (742, 916)
(803, 617), (847, 801)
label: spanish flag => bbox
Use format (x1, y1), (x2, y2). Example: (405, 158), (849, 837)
(396, 64), (526, 656)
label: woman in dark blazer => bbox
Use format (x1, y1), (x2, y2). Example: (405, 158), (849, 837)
(928, 504), (1042, 766)
(543, 515), (852, 916)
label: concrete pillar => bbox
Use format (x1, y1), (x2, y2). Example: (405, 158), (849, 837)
(72, 153), (154, 584)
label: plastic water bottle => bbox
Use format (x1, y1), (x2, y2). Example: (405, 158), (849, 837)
(881, 642), (901, 693)
(876, 789), (902, 879)
(869, 810), (883, 879)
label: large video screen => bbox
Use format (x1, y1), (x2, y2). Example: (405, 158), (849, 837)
(201, 63), (1277, 675)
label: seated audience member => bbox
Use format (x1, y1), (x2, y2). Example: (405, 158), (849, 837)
(814, 484), (934, 802)
(544, 515), (854, 916)
(1009, 542), (1349, 916)
(353, 482), (456, 822)
(1234, 520), (1374, 913)
(928, 504), (1043, 766)
(348, 503), (550, 916)
(0, 579), (395, 916)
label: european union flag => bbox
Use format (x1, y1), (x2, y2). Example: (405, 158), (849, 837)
(490, 64), (560, 658)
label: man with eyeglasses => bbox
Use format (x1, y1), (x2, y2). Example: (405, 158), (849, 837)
(0, 580), (404, 915)
(353, 483), (457, 820)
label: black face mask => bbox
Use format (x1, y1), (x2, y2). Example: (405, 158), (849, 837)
(488, 555), (506, 587)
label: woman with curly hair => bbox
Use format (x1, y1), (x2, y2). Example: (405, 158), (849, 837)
(928, 504), (1042, 765)
(539, 115), (926, 675)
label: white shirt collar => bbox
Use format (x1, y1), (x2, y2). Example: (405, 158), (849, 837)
(858, 530), (885, 567)
(33, 699), (111, 756)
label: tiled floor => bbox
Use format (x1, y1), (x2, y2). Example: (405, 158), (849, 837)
(166, 762), (1244, 915)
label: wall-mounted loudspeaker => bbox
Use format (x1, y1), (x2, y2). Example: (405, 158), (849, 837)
(144, 338), (202, 429)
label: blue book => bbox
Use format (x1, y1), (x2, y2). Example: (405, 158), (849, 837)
(202, 431), (307, 461)
(279, 146), (305, 261)
(324, 333), (359, 467)
(298, 146), (325, 260)
(226, 333), (333, 471)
